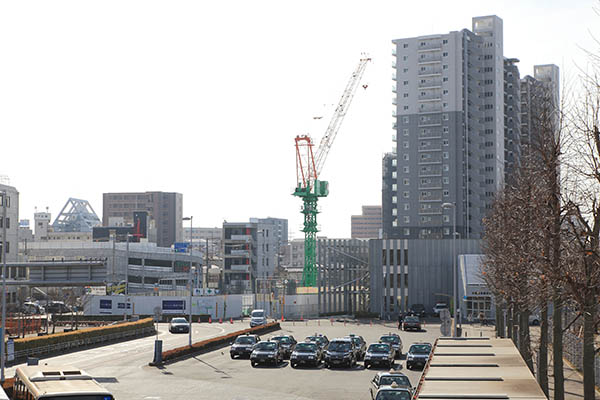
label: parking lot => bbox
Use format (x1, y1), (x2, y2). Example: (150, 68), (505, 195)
(132, 319), (441, 400)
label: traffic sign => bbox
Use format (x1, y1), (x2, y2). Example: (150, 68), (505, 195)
(440, 319), (451, 336)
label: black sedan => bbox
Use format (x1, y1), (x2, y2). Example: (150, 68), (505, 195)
(346, 334), (367, 360)
(230, 334), (260, 359)
(290, 341), (322, 368)
(402, 316), (422, 331)
(364, 343), (395, 369)
(250, 341), (284, 367)
(270, 335), (297, 359)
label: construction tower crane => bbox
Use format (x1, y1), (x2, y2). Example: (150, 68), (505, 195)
(293, 56), (371, 287)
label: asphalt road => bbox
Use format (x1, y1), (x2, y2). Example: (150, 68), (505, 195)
(5, 319), (442, 400)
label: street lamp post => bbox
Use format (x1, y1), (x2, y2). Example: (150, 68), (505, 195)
(0, 190), (6, 382)
(183, 217), (193, 347)
(442, 202), (458, 337)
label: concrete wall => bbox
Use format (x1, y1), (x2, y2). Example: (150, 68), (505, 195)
(83, 294), (247, 319)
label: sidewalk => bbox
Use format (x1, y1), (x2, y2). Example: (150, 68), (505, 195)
(458, 323), (599, 400)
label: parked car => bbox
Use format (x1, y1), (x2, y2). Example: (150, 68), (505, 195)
(432, 303), (448, 316)
(369, 370), (413, 399)
(270, 335), (297, 358)
(379, 333), (403, 358)
(402, 316), (422, 331)
(250, 341), (284, 367)
(250, 309), (267, 327)
(409, 304), (426, 317)
(346, 334), (367, 360)
(45, 301), (71, 314)
(230, 333), (261, 359)
(528, 314), (540, 326)
(324, 338), (356, 368)
(371, 383), (413, 400)
(21, 302), (45, 315)
(168, 317), (190, 333)
(305, 334), (329, 350)
(405, 342), (432, 370)
(290, 341), (322, 368)
(364, 343), (395, 369)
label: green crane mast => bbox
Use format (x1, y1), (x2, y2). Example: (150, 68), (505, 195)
(293, 56), (371, 287)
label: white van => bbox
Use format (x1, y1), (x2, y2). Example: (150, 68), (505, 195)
(250, 309), (267, 327)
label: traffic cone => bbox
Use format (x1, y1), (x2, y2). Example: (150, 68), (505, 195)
(230, 318), (233, 324)
(219, 318), (222, 324)
(300, 315), (304, 321)
(209, 317), (212, 324)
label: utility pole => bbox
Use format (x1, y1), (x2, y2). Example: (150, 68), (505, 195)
(204, 238), (208, 290)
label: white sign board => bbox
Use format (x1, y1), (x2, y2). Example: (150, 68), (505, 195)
(7, 339), (14, 362)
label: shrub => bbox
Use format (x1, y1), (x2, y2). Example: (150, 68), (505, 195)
(14, 318), (154, 352)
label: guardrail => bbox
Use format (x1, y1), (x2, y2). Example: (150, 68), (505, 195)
(10, 326), (155, 363)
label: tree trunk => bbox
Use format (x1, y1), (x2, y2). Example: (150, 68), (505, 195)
(552, 291), (564, 400)
(507, 305), (513, 340)
(538, 303), (549, 397)
(513, 304), (520, 348)
(496, 304), (504, 338)
(519, 309), (534, 372)
(582, 293), (596, 400)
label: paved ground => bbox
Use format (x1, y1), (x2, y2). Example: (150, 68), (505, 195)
(5, 319), (441, 400)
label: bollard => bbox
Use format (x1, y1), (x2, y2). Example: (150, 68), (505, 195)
(230, 318), (233, 324)
(330, 318), (333, 326)
(305, 320), (308, 326)
(153, 340), (163, 365)
(219, 318), (222, 324)
(318, 320), (320, 326)
(480, 331), (482, 337)
(370, 320), (372, 327)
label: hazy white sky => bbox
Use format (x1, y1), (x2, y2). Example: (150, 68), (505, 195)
(0, 0), (596, 239)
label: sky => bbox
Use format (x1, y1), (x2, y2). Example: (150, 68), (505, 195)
(0, 0), (597, 239)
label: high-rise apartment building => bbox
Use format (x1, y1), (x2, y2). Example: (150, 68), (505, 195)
(384, 16), (507, 239)
(351, 205), (382, 239)
(102, 191), (182, 248)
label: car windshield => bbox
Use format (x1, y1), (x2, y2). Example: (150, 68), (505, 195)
(295, 343), (317, 352)
(375, 390), (411, 400)
(435, 304), (447, 309)
(306, 336), (325, 345)
(272, 336), (290, 344)
(171, 318), (187, 323)
(379, 375), (411, 387)
(235, 336), (255, 344)
(251, 311), (264, 318)
(405, 316), (419, 322)
(368, 344), (390, 353)
(380, 336), (399, 344)
(409, 344), (431, 354)
(328, 342), (351, 352)
(350, 337), (361, 346)
(255, 342), (276, 351)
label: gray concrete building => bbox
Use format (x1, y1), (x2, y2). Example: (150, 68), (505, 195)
(222, 217), (288, 293)
(351, 205), (382, 239)
(504, 58), (522, 182)
(385, 16), (506, 240)
(102, 191), (183, 248)
(368, 238), (481, 319)
(24, 241), (202, 294)
(0, 184), (19, 263)
(520, 64), (560, 152)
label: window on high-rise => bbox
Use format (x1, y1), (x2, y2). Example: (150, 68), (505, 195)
(443, 190), (449, 197)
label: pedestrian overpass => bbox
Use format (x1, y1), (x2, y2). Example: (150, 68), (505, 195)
(3, 260), (107, 287)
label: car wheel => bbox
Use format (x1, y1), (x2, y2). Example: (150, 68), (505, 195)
(230, 354), (235, 359)
(365, 362), (370, 369)
(291, 363), (296, 368)
(251, 361), (256, 367)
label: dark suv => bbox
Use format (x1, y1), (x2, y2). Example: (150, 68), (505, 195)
(324, 338), (356, 368)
